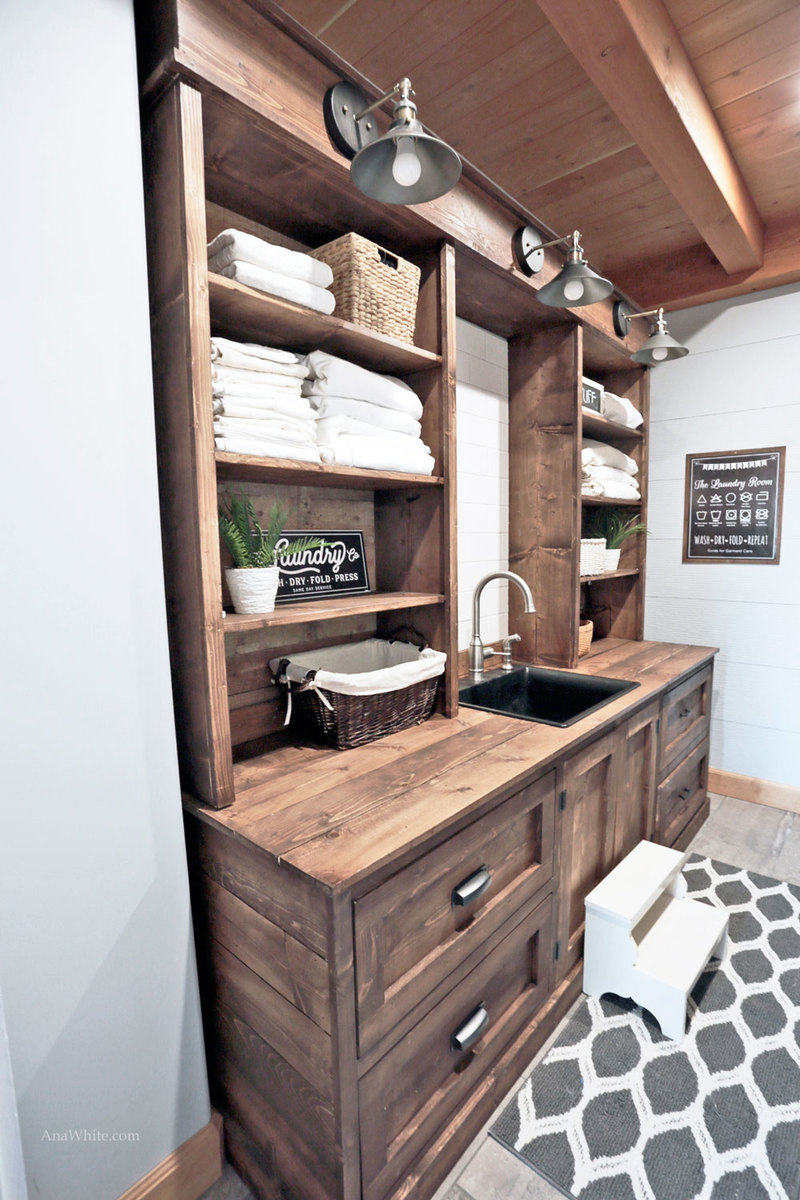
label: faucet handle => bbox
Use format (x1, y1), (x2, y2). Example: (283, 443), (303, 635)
(499, 634), (521, 671)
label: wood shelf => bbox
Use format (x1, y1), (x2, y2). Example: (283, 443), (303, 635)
(222, 591), (445, 633)
(209, 274), (442, 376)
(215, 451), (444, 490)
(582, 496), (641, 507)
(582, 410), (644, 441)
(580, 569), (640, 583)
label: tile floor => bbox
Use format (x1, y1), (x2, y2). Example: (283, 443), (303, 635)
(200, 793), (800, 1200)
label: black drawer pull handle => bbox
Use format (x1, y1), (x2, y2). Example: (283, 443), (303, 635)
(679, 787), (692, 800)
(450, 1003), (489, 1053)
(452, 865), (492, 908)
(678, 706), (692, 718)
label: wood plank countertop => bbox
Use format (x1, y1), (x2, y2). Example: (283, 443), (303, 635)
(184, 640), (717, 893)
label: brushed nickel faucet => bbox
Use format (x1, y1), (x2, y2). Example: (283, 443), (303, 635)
(468, 571), (535, 678)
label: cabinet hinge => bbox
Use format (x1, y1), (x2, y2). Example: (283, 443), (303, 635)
(559, 789), (567, 811)
(656, 717), (661, 734)
(554, 941), (561, 961)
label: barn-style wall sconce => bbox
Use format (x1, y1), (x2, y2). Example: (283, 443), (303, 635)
(323, 77), (462, 205)
(513, 226), (614, 307)
(613, 301), (689, 364)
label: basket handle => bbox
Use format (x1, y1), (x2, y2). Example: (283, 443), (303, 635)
(388, 625), (428, 650)
(378, 248), (399, 270)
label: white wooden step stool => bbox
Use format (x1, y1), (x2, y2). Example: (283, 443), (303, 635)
(583, 841), (729, 1040)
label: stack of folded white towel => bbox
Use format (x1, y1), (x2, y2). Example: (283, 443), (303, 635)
(600, 390), (644, 430)
(211, 336), (321, 464)
(207, 228), (336, 316)
(302, 350), (435, 475)
(582, 438), (640, 500)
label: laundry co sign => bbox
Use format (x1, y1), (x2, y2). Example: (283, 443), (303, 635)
(275, 530), (370, 601)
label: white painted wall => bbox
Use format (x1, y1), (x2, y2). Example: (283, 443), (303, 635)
(456, 319), (510, 651)
(0, 2), (210, 1198)
(645, 284), (800, 788)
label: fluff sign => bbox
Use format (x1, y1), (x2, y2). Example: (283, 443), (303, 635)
(274, 531), (370, 601)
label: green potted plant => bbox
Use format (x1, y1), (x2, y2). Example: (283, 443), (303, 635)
(218, 494), (326, 614)
(601, 510), (648, 570)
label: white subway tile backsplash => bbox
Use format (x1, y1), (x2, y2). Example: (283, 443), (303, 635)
(456, 318), (511, 651)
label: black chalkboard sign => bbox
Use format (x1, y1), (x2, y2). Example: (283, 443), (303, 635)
(683, 446), (785, 563)
(274, 530), (370, 602)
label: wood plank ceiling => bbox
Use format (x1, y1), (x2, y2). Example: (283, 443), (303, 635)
(273, 0), (800, 310)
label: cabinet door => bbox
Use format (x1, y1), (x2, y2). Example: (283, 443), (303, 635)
(555, 727), (621, 981)
(614, 701), (659, 860)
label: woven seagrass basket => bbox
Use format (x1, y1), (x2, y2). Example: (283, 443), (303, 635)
(578, 619), (594, 657)
(289, 675), (439, 750)
(310, 232), (420, 343)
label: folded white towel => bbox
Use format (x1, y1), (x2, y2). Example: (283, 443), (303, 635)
(600, 391), (644, 429)
(582, 438), (638, 475)
(210, 337), (307, 377)
(214, 261), (336, 315)
(212, 390), (316, 420)
(303, 351), (422, 418)
(214, 435), (321, 463)
(207, 228), (334, 289)
(581, 479), (641, 500)
(318, 435), (435, 475)
(316, 414), (430, 453)
(307, 393), (422, 437)
(212, 397), (316, 422)
(212, 363), (305, 392)
(583, 464), (641, 489)
(213, 417), (317, 446)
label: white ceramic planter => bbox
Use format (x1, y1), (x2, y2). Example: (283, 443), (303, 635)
(604, 547), (621, 571)
(225, 565), (280, 614)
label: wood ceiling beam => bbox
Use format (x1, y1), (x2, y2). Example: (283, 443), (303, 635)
(535, 0), (765, 274)
(609, 215), (800, 310)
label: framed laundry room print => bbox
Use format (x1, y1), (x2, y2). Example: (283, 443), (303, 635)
(683, 446), (785, 563)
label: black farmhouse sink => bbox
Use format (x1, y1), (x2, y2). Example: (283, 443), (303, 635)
(459, 665), (639, 728)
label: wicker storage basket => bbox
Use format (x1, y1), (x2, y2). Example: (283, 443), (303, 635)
(580, 538), (607, 576)
(578, 619), (594, 657)
(309, 232), (421, 343)
(270, 637), (446, 750)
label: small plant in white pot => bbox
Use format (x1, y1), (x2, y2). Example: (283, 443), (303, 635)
(219, 494), (326, 614)
(602, 511), (648, 571)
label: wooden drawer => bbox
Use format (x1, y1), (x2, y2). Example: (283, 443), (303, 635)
(658, 665), (712, 777)
(353, 771), (555, 1056)
(655, 736), (709, 847)
(358, 891), (554, 1200)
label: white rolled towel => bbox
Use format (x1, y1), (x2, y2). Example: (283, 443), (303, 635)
(600, 391), (644, 429)
(210, 337), (307, 376)
(318, 435), (435, 475)
(212, 363), (304, 392)
(308, 393), (422, 437)
(582, 438), (638, 475)
(214, 260), (336, 316)
(214, 435), (321, 463)
(303, 351), (422, 418)
(207, 228), (334, 289)
(316, 414), (430, 452)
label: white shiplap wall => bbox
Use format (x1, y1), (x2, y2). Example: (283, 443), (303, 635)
(646, 284), (800, 788)
(456, 318), (510, 651)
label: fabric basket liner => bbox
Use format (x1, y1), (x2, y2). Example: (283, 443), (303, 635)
(270, 637), (446, 696)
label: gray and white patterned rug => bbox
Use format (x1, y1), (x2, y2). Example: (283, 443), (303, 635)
(491, 856), (800, 1200)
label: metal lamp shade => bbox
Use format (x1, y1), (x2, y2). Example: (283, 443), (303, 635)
(537, 258), (614, 308)
(631, 328), (689, 364)
(351, 125), (462, 205)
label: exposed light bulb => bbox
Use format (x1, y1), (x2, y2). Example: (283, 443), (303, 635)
(651, 346), (669, 361)
(563, 278), (585, 302)
(392, 136), (422, 187)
